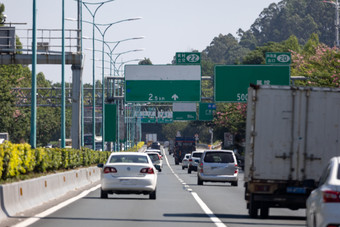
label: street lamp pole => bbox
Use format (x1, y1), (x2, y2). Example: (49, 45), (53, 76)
(61, 0), (66, 148)
(30, 0), (37, 148)
(113, 49), (144, 76)
(82, 0), (114, 150)
(81, 19), (142, 150)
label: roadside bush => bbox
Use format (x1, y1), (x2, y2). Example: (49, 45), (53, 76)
(0, 141), (111, 180)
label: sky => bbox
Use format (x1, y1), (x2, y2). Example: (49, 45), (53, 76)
(2, 0), (281, 84)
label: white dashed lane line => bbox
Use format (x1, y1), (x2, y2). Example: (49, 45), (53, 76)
(164, 153), (227, 227)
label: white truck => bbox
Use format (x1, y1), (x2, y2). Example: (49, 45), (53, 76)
(146, 133), (157, 147)
(244, 85), (340, 218)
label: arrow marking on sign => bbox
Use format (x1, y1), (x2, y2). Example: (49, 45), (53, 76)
(172, 94), (179, 101)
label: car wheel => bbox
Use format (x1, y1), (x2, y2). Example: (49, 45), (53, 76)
(182, 166), (185, 170)
(100, 188), (108, 199)
(188, 168), (192, 174)
(197, 176), (203, 185)
(231, 181), (238, 187)
(149, 190), (156, 200)
(159, 168), (162, 172)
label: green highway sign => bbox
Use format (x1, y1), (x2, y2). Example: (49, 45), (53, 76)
(157, 111), (173, 123)
(173, 103), (196, 121)
(214, 65), (290, 102)
(125, 65), (201, 102)
(140, 109), (157, 123)
(266, 52), (291, 64)
(105, 104), (117, 142)
(176, 52), (201, 65)
(173, 112), (196, 121)
(199, 103), (216, 121)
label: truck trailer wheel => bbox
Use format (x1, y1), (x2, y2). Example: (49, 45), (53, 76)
(248, 196), (258, 218)
(197, 176), (203, 185)
(260, 206), (269, 219)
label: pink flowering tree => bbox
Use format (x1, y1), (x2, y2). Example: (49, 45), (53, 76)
(291, 43), (340, 87)
(212, 103), (247, 148)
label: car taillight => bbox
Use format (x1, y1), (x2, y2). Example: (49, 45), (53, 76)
(327, 225), (340, 227)
(103, 167), (117, 174)
(189, 159), (193, 162)
(158, 154), (162, 160)
(199, 163), (203, 173)
(234, 164), (238, 174)
(140, 167), (154, 174)
(323, 190), (340, 203)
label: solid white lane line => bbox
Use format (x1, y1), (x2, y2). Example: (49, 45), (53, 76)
(13, 185), (101, 227)
(164, 152), (227, 227)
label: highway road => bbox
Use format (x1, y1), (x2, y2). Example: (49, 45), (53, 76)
(10, 148), (306, 227)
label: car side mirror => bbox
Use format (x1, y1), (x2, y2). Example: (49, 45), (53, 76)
(97, 163), (104, 168)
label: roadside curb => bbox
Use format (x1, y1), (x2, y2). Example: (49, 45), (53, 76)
(0, 166), (100, 222)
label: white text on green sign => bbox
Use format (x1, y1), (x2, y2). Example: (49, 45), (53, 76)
(265, 52), (291, 64)
(125, 65), (201, 102)
(176, 52), (201, 64)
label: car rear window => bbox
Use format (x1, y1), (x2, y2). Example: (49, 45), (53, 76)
(204, 152), (234, 163)
(148, 154), (160, 161)
(192, 153), (203, 158)
(109, 155), (148, 164)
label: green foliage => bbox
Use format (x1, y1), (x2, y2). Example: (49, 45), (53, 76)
(291, 42), (340, 87)
(213, 103), (247, 135)
(249, 0), (334, 46)
(203, 33), (250, 65)
(139, 58), (152, 65)
(0, 141), (111, 180)
(243, 35), (301, 64)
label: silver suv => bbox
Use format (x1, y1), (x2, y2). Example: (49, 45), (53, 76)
(197, 150), (239, 186)
(188, 150), (204, 174)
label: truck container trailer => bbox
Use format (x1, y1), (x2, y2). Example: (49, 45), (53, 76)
(244, 85), (340, 218)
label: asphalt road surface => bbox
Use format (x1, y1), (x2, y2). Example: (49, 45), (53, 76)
(7, 148), (306, 227)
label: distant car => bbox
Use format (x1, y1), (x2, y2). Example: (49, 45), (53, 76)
(145, 149), (163, 158)
(98, 152), (157, 199)
(182, 154), (191, 170)
(151, 142), (161, 150)
(306, 156), (340, 227)
(188, 151), (204, 174)
(147, 152), (163, 172)
(197, 150), (239, 186)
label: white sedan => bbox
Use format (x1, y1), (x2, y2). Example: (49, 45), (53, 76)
(98, 152), (158, 199)
(306, 156), (340, 227)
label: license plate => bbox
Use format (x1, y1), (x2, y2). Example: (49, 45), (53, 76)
(287, 187), (306, 194)
(120, 179), (133, 185)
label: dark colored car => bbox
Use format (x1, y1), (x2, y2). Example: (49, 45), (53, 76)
(151, 142), (161, 150)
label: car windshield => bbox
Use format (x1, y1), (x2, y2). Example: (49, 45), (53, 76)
(109, 155), (148, 164)
(193, 153), (203, 158)
(148, 154), (160, 162)
(204, 152), (234, 163)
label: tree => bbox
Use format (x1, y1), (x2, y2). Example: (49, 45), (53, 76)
(139, 58), (152, 65)
(203, 33), (250, 65)
(291, 39), (340, 87)
(212, 103), (247, 147)
(248, 0), (335, 46)
(242, 35), (301, 64)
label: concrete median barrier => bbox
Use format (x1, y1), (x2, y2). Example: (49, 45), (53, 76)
(0, 166), (100, 222)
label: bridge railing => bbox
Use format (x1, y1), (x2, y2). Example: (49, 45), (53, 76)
(0, 26), (80, 55)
